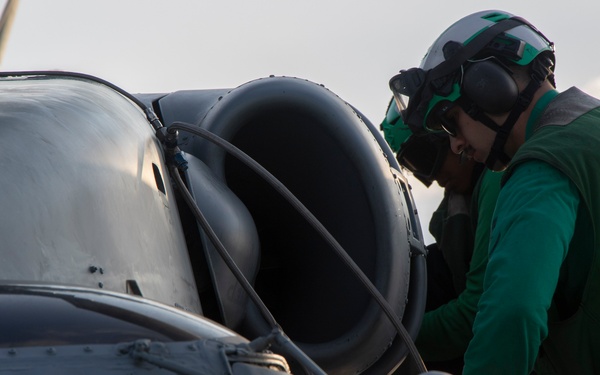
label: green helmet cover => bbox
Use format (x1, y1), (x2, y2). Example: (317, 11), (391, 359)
(381, 98), (414, 153)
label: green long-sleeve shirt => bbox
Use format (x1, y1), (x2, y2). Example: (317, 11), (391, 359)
(417, 168), (503, 360)
(463, 160), (580, 374)
(464, 87), (598, 374)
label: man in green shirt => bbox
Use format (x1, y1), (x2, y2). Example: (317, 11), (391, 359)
(382, 99), (502, 373)
(387, 9), (600, 374)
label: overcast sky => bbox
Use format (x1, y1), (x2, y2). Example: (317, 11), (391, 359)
(3, 0), (600, 243)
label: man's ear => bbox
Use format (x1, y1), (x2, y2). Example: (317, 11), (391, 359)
(463, 60), (519, 114)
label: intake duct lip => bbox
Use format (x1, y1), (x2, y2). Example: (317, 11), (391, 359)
(165, 76), (424, 374)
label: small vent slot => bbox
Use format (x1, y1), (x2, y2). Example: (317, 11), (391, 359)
(126, 279), (143, 296)
(152, 163), (166, 194)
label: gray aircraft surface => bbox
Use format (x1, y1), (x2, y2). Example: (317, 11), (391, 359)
(0, 1), (434, 374)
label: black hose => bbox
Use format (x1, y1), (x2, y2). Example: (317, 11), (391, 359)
(167, 122), (427, 374)
(170, 165), (326, 375)
(0, 71), (427, 373)
(170, 165), (278, 329)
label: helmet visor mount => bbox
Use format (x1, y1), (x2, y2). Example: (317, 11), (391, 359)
(389, 68), (427, 115)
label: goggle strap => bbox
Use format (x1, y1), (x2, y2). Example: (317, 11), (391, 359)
(457, 98), (501, 133)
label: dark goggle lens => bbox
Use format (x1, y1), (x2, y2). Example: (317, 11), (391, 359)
(397, 136), (447, 185)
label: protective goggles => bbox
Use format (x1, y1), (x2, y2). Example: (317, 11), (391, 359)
(431, 101), (459, 137)
(396, 133), (449, 187)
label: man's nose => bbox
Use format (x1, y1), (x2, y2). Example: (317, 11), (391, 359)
(449, 135), (465, 155)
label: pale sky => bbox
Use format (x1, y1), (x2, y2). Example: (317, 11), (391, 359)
(3, 0), (600, 243)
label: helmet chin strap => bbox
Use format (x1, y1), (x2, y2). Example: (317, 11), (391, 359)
(460, 58), (552, 170)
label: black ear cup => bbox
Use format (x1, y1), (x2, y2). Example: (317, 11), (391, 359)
(462, 60), (519, 114)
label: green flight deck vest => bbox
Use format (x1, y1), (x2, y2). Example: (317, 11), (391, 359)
(504, 87), (600, 374)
